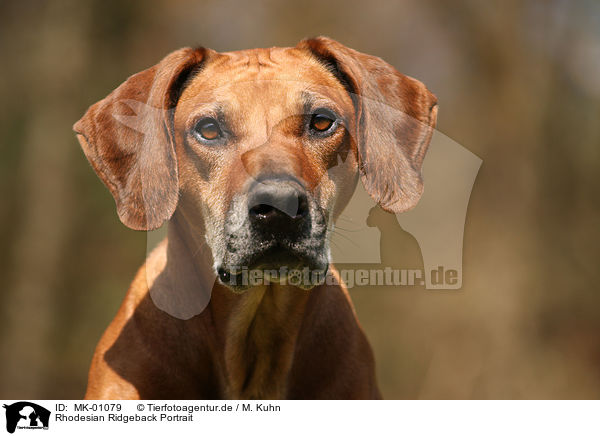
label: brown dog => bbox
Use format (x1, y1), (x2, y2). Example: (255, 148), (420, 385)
(73, 37), (437, 399)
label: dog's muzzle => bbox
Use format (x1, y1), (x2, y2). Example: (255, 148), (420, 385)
(216, 175), (329, 291)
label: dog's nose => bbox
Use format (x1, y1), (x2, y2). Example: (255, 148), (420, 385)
(248, 178), (309, 233)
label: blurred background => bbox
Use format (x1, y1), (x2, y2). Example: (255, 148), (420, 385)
(1, 0), (599, 399)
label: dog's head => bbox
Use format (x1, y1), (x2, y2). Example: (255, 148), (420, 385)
(74, 37), (437, 291)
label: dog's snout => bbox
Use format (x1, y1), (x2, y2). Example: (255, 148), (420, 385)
(248, 179), (309, 231)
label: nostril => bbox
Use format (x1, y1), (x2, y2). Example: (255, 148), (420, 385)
(249, 197), (308, 221)
(249, 203), (277, 218)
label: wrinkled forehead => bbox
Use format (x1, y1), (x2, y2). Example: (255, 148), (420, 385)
(175, 47), (353, 124)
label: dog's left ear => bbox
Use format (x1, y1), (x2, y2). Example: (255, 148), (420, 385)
(73, 48), (206, 230)
(299, 37), (438, 213)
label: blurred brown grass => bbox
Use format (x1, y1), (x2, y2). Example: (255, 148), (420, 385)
(0, 0), (599, 399)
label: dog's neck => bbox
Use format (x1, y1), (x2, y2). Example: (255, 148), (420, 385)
(210, 281), (310, 399)
(165, 211), (311, 399)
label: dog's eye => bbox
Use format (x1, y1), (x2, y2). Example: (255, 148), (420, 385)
(193, 118), (222, 141)
(309, 109), (336, 133)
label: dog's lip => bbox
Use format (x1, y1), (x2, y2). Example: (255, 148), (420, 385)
(216, 254), (329, 292)
(220, 244), (302, 273)
(218, 242), (325, 275)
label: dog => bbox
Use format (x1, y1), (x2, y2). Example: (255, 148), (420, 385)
(73, 36), (437, 399)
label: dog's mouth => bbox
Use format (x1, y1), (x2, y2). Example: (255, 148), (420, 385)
(216, 227), (330, 292)
(216, 241), (329, 291)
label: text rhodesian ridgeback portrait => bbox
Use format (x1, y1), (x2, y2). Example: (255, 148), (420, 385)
(73, 36), (437, 399)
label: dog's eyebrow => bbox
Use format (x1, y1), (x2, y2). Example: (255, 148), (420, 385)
(301, 91), (316, 116)
(300, 90), (344, 119)
(187, 102), (227, 122)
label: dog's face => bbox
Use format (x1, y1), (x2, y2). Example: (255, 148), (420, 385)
(174, 48), (357, 289)
(74, 37), (437, 292)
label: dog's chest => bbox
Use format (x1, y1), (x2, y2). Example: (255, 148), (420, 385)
(217, 286), (308, 399)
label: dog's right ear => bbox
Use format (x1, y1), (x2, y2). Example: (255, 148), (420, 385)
(73, 48), (207, 230)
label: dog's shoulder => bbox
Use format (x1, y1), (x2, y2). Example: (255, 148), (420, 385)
(90, 239), (167, 360)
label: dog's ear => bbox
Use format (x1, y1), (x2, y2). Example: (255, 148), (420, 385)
(299, 37), (438, 213)
(73, 48), (206, 230)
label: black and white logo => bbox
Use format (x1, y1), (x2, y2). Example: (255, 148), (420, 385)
(3, 402), (50, 434)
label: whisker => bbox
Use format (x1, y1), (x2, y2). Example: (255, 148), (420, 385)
(329, 229), (361, 248)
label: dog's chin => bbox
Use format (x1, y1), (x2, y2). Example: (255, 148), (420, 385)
(216, 248), (329, 293)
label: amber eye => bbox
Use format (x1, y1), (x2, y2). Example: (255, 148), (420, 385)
(193, 118), (222, 141)
(309, 109), (336, 133)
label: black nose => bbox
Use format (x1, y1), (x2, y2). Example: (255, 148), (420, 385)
(248, 178), (309, 234)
